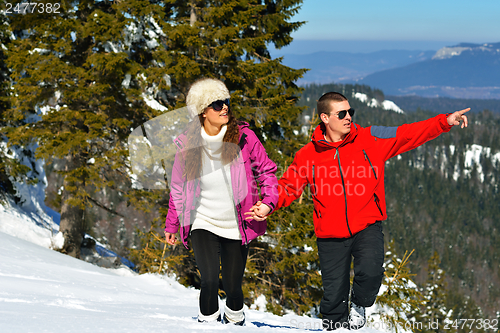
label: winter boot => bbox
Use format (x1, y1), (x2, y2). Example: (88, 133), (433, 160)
(348, 301), (366, 330)
(222, 305), (245, 326)
(197, 309), (221, 323)
(323, 317), (349, 331)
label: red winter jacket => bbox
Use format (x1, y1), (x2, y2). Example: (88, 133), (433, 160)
(276, 114), (453, 239)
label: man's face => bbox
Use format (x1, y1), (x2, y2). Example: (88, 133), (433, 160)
(321, 100), (353, 142)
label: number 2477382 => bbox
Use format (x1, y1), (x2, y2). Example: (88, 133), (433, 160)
(5, 2), (61, 14)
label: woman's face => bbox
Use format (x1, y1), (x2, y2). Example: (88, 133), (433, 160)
(202, 100), (230, 130)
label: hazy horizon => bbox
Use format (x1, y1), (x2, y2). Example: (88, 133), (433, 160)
(269, 39), (463, 56)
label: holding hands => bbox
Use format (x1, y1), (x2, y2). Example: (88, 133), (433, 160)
(245, 201), (270, 221)
(165, 201), (271, 245)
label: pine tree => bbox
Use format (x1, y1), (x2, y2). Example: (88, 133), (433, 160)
(372, 240), (424, 333)
(4, 0), (171, 257)
(0, 9), (38, 205)
(417, 251), (452, 332)
(152, 0), (307, 147)
(445, 292), (488, 333)
(0, 8), (15, 203)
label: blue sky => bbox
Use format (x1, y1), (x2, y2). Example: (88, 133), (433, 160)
(276, 0), (500, 53)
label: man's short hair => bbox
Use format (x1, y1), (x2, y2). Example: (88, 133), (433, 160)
(317, 92), (348, 116)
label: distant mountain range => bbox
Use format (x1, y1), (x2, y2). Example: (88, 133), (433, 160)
(358, 43), (500, 99)
(386, 95), (500, 114)
(284, 42), (500, 99)
(282, 49), (435, 83)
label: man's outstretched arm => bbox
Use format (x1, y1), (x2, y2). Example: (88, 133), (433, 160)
(378, 108), (470, 161)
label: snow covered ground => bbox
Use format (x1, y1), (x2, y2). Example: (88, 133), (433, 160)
(0, 204), (386, 333)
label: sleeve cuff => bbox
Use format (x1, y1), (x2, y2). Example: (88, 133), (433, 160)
(164, 225), (179, 234)
(261, 199), (276, 214)
(441, 113), (453, 132)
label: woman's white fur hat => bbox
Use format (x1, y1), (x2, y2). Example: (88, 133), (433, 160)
(186, 78), (231, 118)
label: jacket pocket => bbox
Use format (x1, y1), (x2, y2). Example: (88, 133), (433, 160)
(373, 194), (383, 216)
(314, 206), (322, 219)
(363, 150), (378, 180)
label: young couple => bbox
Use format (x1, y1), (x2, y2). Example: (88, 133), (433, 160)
(164, 78), (470, 330)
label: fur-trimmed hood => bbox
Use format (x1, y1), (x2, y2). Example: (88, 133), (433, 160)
(186, 78), (231, 118)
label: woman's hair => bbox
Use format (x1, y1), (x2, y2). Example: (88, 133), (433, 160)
(183, 108), (240, 181)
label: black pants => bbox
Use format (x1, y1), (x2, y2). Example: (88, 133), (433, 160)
(191, 229), (249, 316)
(317, 221), (385, 330)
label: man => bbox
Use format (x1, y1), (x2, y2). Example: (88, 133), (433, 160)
(247, 92), (469, 330)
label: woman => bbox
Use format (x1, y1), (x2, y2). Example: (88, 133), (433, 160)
(164, 78), (278, 325)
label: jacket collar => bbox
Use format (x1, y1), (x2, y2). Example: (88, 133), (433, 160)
(311, 122), (358, 150)
(174, 121), (250, 149)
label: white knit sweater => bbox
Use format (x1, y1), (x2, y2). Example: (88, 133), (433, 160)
(191, 125), (241, 240)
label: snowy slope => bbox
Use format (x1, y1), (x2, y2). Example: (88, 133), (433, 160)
(0, 207), (388, 333)
(353, 93), (404, 113)
(0, 230), (311, 333)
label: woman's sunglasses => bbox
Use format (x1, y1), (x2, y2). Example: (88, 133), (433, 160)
(332, 108), (355, 119)
(208, 99), (230, 111)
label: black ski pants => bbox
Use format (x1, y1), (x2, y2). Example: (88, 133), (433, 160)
(317, 221), (385, 330)
(191, 229), (249, 316)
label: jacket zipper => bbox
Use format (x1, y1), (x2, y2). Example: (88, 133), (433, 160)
(175, 139), (191, 249)
(238, 203), (249, 246)
(312, 164), (317, 195)
(186, 179), (200, 248)
(362, 150), (382, 217)
(374, 194), (383, 216)
(335, 148), (353, 237)
(179, 180), (189, 249)
(312, 164), (322, 218)
(189, 179), (199, 240)
(362, 150), (377, 180)
(237, 133), (249, 246)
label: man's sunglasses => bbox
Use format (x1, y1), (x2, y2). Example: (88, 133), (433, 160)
(208, 99), (230, 111)
(332, 108), (355, 119)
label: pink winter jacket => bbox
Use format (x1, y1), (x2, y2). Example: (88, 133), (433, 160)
(164, 122), (278, 248)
